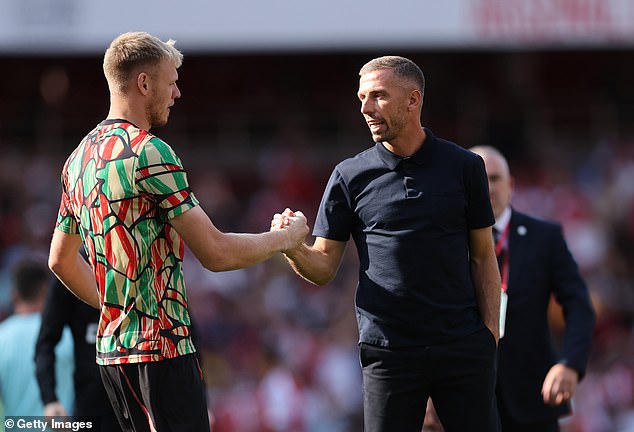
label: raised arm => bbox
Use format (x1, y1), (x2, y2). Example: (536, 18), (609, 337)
(469, 226), (501, 343)
(170, 205), (309, 272)
(271, 209), (347, 286)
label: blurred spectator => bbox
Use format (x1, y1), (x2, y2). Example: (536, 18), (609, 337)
(428, 146), (595, 432)
(0, 258), (74, 416)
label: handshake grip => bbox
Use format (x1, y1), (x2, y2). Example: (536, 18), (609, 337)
(271, 208), (309, 251)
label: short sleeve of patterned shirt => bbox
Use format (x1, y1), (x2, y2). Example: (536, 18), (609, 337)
(56, 119), (199, 365)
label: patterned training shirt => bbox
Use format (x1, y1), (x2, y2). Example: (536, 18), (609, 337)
(56, 119), (199, 365)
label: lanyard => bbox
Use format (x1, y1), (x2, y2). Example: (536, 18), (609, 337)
(495, 223), (511, 293)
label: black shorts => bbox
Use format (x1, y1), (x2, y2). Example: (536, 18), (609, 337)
(99, 354), (210, 432)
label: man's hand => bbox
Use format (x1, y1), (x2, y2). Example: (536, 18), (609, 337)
(271, 209), (291, 230)
(542, 363), (579, 405)
(44, 401), (68, 417)
(271, 208), (309, 251)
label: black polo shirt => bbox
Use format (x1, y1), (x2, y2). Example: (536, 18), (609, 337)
(313, 128), (495, 347)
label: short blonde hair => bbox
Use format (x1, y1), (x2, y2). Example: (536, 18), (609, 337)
(103, 31), (183, 94)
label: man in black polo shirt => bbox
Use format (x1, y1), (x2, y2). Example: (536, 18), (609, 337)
(272, 56), (501, 432)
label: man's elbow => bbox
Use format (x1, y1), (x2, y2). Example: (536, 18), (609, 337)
(48, 253), (73, 281)
(48, 255), (63, 277)
(199, 252), (238, 273)
(202, 261), (230, 273)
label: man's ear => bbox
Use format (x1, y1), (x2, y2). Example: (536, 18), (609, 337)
(408, 89), (423, 112)
(137, 72), (150, 95)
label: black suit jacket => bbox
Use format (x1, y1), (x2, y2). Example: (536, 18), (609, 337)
(496, 209), (595, 423)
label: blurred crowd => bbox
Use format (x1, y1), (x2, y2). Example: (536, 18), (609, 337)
(0, 136), (633, 431)
(0, 51), (633, 431)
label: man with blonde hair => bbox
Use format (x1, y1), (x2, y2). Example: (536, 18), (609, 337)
(48, 31), (308, 432)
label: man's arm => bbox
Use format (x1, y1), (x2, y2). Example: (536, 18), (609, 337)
(48, 230), (100, 308)
(271, 208), (347, 286)
(542, 223), (595, 405)
(170, 206), (309, 272)
(282, 237), (347, 286)
(35, 281), (71, 415)
(469, 226), (501, 343)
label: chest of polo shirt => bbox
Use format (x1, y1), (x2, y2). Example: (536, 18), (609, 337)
(353, 155), (466, 237)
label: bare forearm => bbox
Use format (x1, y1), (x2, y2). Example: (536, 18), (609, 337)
(203, 230), (295, 271)
(283, 243), (338, 286)
(283, 236), (347, 286)
(172, 206), (309, 272)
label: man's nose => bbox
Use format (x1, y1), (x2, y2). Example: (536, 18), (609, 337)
(361, 99), (373, 115)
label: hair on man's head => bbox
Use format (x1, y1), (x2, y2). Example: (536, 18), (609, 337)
(11, 258), (49, 302)
(359, 55), (425, 94)
(103, 31), (183, 94)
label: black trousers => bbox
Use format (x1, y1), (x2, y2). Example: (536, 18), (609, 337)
(99, 354), (210, 432)
(360, 327), (500, 432)
(500, 417), (560, 432)
(498, 400), (560, 432)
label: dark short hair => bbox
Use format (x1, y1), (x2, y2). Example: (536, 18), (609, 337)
(11, 258), (49, 302)
(359, 55), (425, 94)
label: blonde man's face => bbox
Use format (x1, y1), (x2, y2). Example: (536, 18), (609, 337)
(146, 59), (181, 128)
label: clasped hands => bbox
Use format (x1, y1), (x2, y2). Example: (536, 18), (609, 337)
(271, 208), (309, 252)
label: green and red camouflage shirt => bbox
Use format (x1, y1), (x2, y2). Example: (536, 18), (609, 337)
(56, 119), (199, 365)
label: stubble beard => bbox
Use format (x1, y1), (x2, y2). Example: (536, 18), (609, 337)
(146, 90), (170, 129)
(372, 113), (406, 144)
(147, 104), (168, 129)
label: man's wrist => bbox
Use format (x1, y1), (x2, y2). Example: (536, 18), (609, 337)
(283, 241), (304, 260)
(272, 226), (293, 252)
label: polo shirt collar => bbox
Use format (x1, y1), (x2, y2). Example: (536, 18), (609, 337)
(376, 128), (436, 170)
